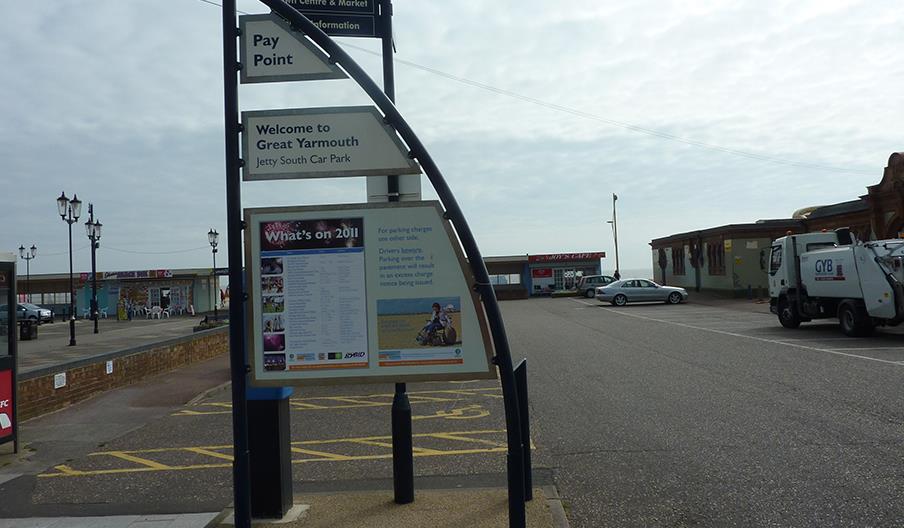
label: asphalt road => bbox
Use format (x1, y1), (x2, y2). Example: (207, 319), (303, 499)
(514, 297), (904, 527)
(5, 297), (904, 527)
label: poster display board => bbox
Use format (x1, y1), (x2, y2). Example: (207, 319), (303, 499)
(245, 202), (495, 386)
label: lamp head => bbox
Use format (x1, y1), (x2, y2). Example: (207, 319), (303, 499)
(57, 191), (69, 218)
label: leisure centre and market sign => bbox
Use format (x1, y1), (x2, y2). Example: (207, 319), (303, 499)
(285, 0), (382, 38)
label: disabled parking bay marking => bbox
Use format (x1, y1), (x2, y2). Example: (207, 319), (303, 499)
(37, 429), (512, 478)
(172, 387), (502, 416)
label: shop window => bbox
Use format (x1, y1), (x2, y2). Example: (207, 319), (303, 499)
(671, 247), (686, 275)
(490, 274), (521, 285)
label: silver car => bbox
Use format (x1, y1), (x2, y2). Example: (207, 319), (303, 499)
(596, 278), (688, 306)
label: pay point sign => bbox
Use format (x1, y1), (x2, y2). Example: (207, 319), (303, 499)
(245, 202), (495, 386)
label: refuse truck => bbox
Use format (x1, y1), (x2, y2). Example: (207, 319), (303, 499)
(768, 228), (904, 336)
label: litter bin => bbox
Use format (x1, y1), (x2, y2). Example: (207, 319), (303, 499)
(18, 320), (37, 341)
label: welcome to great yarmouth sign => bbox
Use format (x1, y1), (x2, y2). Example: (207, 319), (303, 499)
(241, 106), (421, 181)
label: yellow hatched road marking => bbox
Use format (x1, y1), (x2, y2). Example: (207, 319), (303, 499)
(38, 429), (511, 478)
(183, 447), (235, 461)
(99, 451), (174, 470)
(173, 387), (501, 416)
(290, 447), (354, 461)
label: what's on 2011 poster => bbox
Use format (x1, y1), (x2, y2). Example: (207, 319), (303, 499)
(246, 202), (494, 386)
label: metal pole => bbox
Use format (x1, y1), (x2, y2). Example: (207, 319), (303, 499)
(613, 194), (620, 279)
(88, 205), (99, 334)
(257, 4), (526, 525)
(213, 249), (218, 322)
(68, 218), (76, 346)
(378, 0), (414, 506)
(222, 1), (252, 526)
(25, 258), (29, 303)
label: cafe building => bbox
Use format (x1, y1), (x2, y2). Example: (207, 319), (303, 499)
(17, 268), (222, 319)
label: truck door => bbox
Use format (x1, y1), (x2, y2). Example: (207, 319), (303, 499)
(768, 244), (784, 296)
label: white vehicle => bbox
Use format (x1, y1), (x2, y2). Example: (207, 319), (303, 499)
(768, 228), (904, 336)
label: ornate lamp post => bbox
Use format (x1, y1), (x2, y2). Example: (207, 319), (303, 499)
(18, 245), (36, 303)
(208, 228), (219, 321)
(57, 192), (82, 346)
(85, 204), (103, 334)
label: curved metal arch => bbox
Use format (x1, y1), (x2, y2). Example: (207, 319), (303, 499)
(257, 1), (526, 525)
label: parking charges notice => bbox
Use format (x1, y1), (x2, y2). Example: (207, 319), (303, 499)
(258, 218), (368, 371)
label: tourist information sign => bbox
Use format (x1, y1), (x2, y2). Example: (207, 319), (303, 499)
(245, 201), (495, 386)
(284, 0), (382, 38)
(239, 14), (347, 84)
(241, 106), (421, 181)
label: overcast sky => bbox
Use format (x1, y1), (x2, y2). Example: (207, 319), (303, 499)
(1, 0), (901, 278)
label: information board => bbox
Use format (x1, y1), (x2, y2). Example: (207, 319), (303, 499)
(245, 202), (495, 385)
(242, 106), (422, 181)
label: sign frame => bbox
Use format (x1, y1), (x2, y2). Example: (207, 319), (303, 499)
(241, 106), (422, 181)
(244, 201), (496, 387)
(239, 14), (347, 84)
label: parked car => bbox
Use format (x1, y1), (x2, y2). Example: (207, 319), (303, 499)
(576, 275), (616, 298)
(596, 279), (688, 306)
(0, 303), (54, 324)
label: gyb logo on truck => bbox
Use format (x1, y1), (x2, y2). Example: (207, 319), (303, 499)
(814, 258), (845, 281)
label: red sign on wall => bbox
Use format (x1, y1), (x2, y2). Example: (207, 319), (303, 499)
(528, 252), (606, 263)
(531, 268), (553, 278)
(0, 369), (12, 440)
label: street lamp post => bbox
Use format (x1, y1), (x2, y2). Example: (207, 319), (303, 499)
(57, 191), (82, 346)
(18, 245), (36, 303)
(208, 228), (219, 321)
(85, 204), (103, 334)
(607, 193), (620, 280)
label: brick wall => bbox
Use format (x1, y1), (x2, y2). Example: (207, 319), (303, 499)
(17, 328), (228, 421)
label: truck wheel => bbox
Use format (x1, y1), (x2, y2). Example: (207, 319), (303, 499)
(839, 303), (874, 337)
(778, 300), (800, 329)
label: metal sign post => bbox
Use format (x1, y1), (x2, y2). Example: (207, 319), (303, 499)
(257, 2), (527, 525)
(221, 2), (252, 527)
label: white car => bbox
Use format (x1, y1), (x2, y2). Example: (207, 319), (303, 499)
(597, 279), (688, 306)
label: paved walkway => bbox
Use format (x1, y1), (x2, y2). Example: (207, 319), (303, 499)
(0, 513), (218, 528)
(16, 316), (206, 373)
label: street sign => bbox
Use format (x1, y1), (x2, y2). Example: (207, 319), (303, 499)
(284, 0), (382, 38)
(241, 106), (421, 181)
(239, 14), (347, 84)
(245, 201), (495, 386)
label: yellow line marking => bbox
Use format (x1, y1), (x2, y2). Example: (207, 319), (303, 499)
(429, 432), (507, 448)
(99, 451), (174, 470)
(172, 388), (500, 416)
(290, 447), (354, 461)
(51, 464), (86, 476)
(183, 447), (234, 461)
(38, 430), (512, 478)
(290, 401), (330, 410)
(412, 405), (489, 421)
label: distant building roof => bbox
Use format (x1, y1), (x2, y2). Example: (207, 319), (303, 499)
(806, 199), (868, 219)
